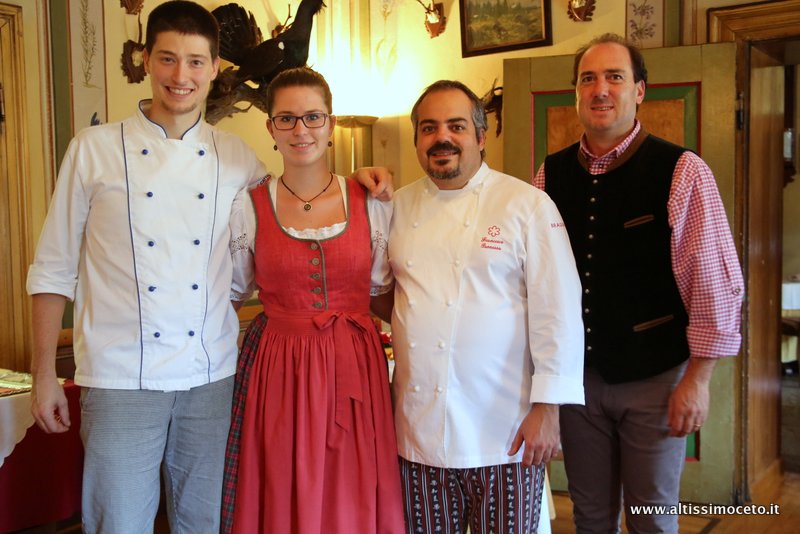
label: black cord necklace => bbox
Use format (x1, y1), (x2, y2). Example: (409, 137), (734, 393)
(280, 173), (334, 212)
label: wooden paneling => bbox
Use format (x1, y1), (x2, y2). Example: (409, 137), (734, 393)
(746, 45), (784, 488)
(0, 4), (31, 372)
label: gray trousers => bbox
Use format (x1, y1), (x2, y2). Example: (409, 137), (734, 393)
(560, 363), (687, 534)
(79, 377), (233, 534)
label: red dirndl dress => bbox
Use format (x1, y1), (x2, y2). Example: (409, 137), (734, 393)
(221, 178), (405, 533)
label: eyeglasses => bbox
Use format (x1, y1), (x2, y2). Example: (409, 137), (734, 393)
(270, 113), (329, 130)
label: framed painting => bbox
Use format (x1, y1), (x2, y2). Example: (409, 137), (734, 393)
(626, 0), (665, 49)
(459, 0), (551, 58)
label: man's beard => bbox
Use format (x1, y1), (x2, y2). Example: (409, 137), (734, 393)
(426, 141), (461, 180)
(426, 164), (461, 180)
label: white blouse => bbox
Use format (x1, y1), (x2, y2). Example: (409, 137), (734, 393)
(229, 175), (393, 301)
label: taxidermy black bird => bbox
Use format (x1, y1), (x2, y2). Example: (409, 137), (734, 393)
(205, 0), (326, 124)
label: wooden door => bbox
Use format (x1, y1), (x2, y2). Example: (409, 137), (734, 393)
(0, 0), (54, 373)
(503, 43), (742, 504)
(0, 3), (29, 372)
(746, 44), (785, 492)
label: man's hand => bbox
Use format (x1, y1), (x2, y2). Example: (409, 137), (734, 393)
(508, 403), (560, 467)
(351, 167), (394, 201)
(31, 375), (71, 433)
(667, 358), (717, 437)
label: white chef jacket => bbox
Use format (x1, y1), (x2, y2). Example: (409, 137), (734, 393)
(27, 101), (266, 391)
(388, 163), (585, 468)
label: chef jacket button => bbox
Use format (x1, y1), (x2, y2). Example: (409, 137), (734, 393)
(311, 272), (321, 280)
(148, 240), (155, 247)
(435, 386), (443, 393)
(311, 258), (320, 266)
(198, 150), (205, 156)
(406, 260), (413, 267)
(412, 222), (419, 228)
(154, 332), (161, 338)
(310, 243), (319, 250)
(188, 330), (195, 336)
(192, 283), (199, 290)
(409, 341), (417, 349)
(148, 286), (156, 292)
(412, 385), (421, 392)
(193, 239), (201, 245)
(147, 191), (154, 198)
(198, 193), (205, 199)
(313, 301), (323, 309)
(142, 149), (149, 155)
(311, 287), (322, 294)
(437, 341), (445, 349)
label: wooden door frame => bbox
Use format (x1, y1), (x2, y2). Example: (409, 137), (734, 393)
(0, 0), (54, 372)
(708, 0), (800, 501)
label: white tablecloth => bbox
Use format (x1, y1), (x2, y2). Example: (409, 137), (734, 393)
(0, 391), (35, 468)
(782, 282), (800, 363)
(783, 282), (800, 310)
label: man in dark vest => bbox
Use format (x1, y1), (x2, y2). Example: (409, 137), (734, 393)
(533, 33), (744, 533)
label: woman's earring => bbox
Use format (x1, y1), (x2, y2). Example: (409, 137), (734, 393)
(273, 144), (278, 151)
(327, 140), (333, 147)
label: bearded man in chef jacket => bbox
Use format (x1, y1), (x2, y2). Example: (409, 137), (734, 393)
(384, 79), (585, 534)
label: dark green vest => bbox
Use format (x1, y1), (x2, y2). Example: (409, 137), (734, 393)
(544, 135), (690, 383)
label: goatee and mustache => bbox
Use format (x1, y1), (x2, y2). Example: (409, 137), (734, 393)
(425, 141), (462, 180)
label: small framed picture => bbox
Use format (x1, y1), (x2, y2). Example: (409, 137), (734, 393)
(626, 0), (666, 49)
(459, 0), (552, 58)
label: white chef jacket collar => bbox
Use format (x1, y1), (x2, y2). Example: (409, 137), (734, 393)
(424, 162), (489, 195)
(136, 99), (206, 141)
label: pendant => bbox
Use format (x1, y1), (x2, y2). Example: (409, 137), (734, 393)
(303, 203), (312, 211)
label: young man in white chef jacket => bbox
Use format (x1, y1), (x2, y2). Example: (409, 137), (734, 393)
(26, 2), (391, 532)
(386, 80), (585, 534)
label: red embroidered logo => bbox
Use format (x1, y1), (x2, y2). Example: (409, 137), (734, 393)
(481, 226), (503, 251)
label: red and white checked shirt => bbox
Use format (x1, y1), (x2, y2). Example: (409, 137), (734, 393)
(533, 121), (744, 359)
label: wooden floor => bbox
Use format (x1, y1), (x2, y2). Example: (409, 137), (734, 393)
(549, 471), (800, 533)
